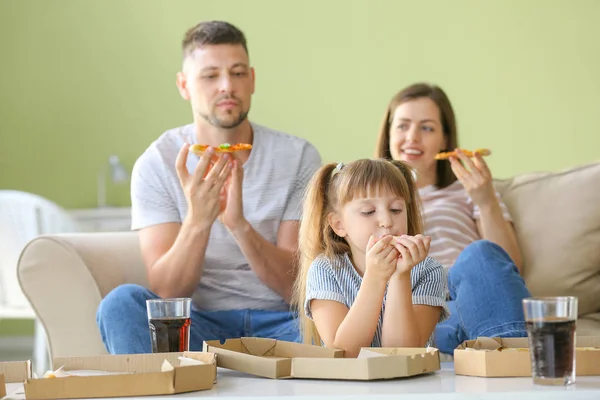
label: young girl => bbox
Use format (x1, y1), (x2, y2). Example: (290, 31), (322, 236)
(292, 159), (449, 357)
(374, 83), (532, 354)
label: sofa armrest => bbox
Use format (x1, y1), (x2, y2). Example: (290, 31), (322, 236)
(17, 232), (147, 359)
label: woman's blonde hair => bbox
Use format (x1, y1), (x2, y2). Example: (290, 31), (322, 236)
(291, 158), (423, 346)
(374, 83), (459, 189)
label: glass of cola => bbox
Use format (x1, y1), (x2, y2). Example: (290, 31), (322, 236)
(523, 296), (578, 386)
(146, 298), (191, 353)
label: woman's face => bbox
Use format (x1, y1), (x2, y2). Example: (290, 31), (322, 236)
(389, 97), (447, 180)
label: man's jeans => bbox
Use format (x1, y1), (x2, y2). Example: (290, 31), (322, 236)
(96, 284), (299, 354)
(434, 240), (532, 354)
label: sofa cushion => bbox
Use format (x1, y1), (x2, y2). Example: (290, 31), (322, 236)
(495, 161), (600, 316)
(578, 313), (600, 336)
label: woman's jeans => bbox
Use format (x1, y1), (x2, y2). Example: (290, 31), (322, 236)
(434, 240), (532, 354)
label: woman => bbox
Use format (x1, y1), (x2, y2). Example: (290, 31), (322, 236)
(374, 83), (531, 354)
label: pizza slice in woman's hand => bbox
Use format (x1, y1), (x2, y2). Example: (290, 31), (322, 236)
(434, 148), (491, 160)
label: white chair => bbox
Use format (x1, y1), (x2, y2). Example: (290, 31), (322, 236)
(0, 190), (79, 376)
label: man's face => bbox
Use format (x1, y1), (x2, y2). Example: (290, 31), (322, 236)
(177, 44), (255, 129)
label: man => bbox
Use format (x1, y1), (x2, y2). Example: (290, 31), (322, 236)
(96, 20), (322, 354)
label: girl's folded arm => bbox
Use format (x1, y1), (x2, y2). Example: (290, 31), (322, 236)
(412, 304), (442, 345)
(382, 257), (448, 347)
(311, 274), (387, 358)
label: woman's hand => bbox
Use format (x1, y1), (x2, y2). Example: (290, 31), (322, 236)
(449, 148), (497, 209)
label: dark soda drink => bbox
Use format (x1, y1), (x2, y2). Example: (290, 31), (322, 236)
(526, 318), (575, 382)
(149, 317), (191, 353)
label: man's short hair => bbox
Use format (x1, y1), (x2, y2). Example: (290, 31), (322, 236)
(182, 20), (248, 59)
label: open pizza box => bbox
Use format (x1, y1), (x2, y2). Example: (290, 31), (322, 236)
(454, 336), (600, 377)
(10, 352), (216, 399)
(203, 337), (441, 380)
(203, 337), (343, 379)
(0, 360), (32, 398)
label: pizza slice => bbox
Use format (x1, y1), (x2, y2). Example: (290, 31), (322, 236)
(189, 142), (252, 155)
(434, 148), (491, 160)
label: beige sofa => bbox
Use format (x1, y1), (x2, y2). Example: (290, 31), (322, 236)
(17, 161), (600, 359)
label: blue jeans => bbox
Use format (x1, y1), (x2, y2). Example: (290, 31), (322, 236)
(96, 284), (300, 354)
(434, 240), (532, 354)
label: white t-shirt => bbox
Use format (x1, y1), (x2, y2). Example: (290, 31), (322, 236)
(419, 180), (512, 271)
(130, 121), (322, 312)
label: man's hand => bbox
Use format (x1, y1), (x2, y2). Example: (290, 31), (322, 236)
(220, 158), (247, 233)
(176, 143), (232, 230)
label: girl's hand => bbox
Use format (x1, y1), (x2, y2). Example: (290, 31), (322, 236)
(449, 149), (497, 209)
(365, 235), (399, 283)
(392, 234), (431, 277)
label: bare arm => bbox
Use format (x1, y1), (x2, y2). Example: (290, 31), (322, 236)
(450, 150), (523, 272)
(229, 220), (299, 303)
(311, 274), (387, 358)
(381, 275), (441, 347)
(140, 219), (210, 298)
(220, 157), (305, 303)
(476, 203), (523, 272)
(382, 235), (442, 347)
(139, 145), (232, 298)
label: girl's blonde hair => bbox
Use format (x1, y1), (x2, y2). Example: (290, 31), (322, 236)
(291, 158), (423, 345)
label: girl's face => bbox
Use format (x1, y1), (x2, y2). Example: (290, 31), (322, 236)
(329, 188), (408, 264)
(388, 97), (447, 184)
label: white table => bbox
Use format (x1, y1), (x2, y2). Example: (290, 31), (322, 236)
(4, 363), (600, 400)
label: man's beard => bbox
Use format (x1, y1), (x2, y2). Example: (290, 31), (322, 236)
(197, 107), (248, 129)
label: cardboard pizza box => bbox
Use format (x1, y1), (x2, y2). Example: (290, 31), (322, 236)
(454, 336), (600, 377)
(22, 351), (216, 399)
(204, 337), (440, 380)
(0, 360), (31, 399)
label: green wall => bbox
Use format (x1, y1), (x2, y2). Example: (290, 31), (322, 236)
(0, 319), (33, 337)
(1, 0), (599, 209)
